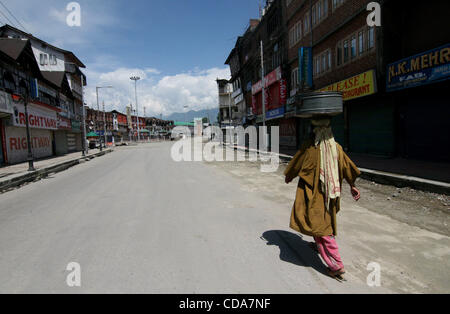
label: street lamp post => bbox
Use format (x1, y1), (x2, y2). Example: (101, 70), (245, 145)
(96, 85), (113, 151)
(81, 75), (87, 156)
(130, 76), (141, 142)
(102, 101), (107, 148)
(20, 89), (35, 172)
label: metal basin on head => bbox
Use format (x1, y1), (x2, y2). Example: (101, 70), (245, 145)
(297, 91), (343, 118)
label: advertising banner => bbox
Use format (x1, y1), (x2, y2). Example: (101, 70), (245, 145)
(4, 126), (53, 164)
(386, 44), (450, 91)
(317, 69), (377, 101)
(11, 102), (58, 130)
(299, 47), (313, 89)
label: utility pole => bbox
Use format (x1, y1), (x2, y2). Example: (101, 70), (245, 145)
(103, 101), (107, 148)
(260, 40), (266, 128)
(130, 76), (141, 142)
(96, 86), (113, 151)
(260, 40), (268, 150)
(81, 75), (87, 156)
(22, 85), (35, 171)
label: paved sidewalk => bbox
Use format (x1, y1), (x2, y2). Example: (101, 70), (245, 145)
(0, 149), (104, 180)
(0, 148), (114, 193)
(230, 144), (450, 195)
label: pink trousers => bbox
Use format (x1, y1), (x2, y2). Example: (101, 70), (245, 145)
(314, 236), (344, 272)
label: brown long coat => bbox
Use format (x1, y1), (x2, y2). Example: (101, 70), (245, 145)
(284, 140), (360, 237)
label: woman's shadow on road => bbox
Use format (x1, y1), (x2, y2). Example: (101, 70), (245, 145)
(261, 230), (328, 277)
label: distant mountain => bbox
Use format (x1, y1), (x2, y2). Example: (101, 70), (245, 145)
(164, 108), (219, 123)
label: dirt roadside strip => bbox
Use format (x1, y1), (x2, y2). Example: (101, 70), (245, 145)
(0, 149), (114, 193)
(225, 144), (450, 196)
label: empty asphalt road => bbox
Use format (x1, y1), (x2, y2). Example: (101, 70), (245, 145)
(0, 142), (392, 293)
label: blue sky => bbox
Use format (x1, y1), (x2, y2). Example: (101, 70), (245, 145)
(1, 0), (262, 116)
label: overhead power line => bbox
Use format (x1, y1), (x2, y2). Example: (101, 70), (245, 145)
(0, 1), (29, 32)
(0, 8), (17, 28)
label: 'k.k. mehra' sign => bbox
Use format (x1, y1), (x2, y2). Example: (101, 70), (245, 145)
(386, 43), (450, 92)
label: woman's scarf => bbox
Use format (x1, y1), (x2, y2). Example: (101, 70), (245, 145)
(312, 119), (341, 210)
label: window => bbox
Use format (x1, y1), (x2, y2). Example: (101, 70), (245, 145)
(336, 43), (342, 66)
(333, 0), (345, 10)
(312, 0), (328, 28)
(312, 7), (316, 26)
(343, 40), (349, 63)
(336, 27), (376, 66)
(295, 21), (302, 43)
(358, 31), (365, 55)
(290, 21), (302, 48)
(40, 53), (48, 65)
(351, 36), (356, 59)
(368, 27), (375, 49)
(314, 50), (332, 76)
(291, 67), (299, 90)
(322, 54), (326, 72)
(328, 50), (332, 69)
(3, 71), (15, 91)
(49, 54), (57, 65)
(289, 27), (295, 48)
(304, 13), (310, 34)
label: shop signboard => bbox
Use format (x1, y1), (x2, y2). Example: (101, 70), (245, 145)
(57, 115), (72, 130)
(266, 106), (285, 121)
(299, 47), (313, 89)
(316, 69), (377, 101)
(4, 126), (53, 164)
(10, 102), (58, 130)
(71, 120), (81, 132)
(252, 67), (282, 95)
(386, 43), (450, 92)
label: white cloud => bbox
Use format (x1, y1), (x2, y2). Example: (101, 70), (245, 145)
(84, 66), (230, 117)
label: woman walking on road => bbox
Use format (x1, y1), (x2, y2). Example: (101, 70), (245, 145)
(284, 118), (361, 280)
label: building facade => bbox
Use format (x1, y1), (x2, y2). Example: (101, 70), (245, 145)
(0, 24), (86, 163)
(223, 0), (450, 163)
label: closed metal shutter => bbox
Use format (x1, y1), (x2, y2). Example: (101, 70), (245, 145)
(348, 100), (395, 157)
(67, 133), (77, 152)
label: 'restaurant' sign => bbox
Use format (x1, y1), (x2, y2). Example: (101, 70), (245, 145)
(11, 102), (58, 130)
(386, 43), (450, 92)
(317, 69), (377, 101)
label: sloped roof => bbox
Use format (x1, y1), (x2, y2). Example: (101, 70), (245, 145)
(0, 38), (29, 60)
(0, 24), (85, 68)
(40, 71), (66, 87)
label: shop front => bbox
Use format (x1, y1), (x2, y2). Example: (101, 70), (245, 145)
(251, 67), (287, 120)
(55, 114), (71, 155)
(69, 120), (82, 152)
(4, 101), (57, 164)
(315, 69), (385, 155)
(0, 90), (14, 165)
(386, 44), (450, 161)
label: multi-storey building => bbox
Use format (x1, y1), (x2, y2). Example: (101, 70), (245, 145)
(216, 79), (233, 128)
(225, 0), (450, 164)
(0, 24), (87, 161)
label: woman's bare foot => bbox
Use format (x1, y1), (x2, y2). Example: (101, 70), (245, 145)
(328, 267), (345, 277)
